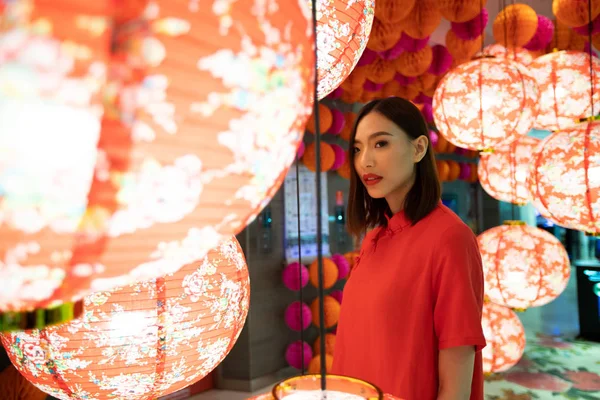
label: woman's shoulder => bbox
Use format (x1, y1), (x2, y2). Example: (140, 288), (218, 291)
(422, 203), (477, 242)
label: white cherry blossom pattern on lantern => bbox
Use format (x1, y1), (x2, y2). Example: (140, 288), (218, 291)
(477, 223), (571, 310)
(482, 301), (526, 374)
(309, 0), (375, 99)
(528, 121), (600, 233)
(0, 0), (314, 313)
(432, 57), (539, 151)
(528, 51), (600, 132)
(0, 237), (250, 400)
(478, 135), (540, 204)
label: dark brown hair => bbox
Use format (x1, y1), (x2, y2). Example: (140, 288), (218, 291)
(346, 97), (441, 238)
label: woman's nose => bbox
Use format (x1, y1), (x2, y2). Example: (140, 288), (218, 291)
(358, 149), (374, 169)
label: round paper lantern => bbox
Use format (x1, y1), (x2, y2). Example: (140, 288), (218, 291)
(433, 57), (539, 151)
(438, 0), (486, 23)
(309, 258), (339, 289)
(282, 262), (309, 291)
(529, 121), (600, 233)
(481, 44), (535, 67)
(313, 333), (337, 356)
(306, 103), (333, 134)
(367, 18), (402, 52)
(477, 222), (571, 309)
(493, 4), (539, 48)
(307, 354), (334, 374)
(328, 109), (346, 135)
(285, 301), (312, 332)
(482, 302), (526, 374)
(528, 51), (600, 131)
(553, 0), (600, 28)
(395, 46), (433, 77)
(0, 237), (250, 399)
(445, 29), (483, 62)
(375, 0), (416, 23)
(302, 142), (336, 172)
(310, 296), (341, 328)
(314, 0), (375, 99)
(330, 144), (347, 171)
(330, 289), (344, 305)
(0, 0), (314, 322)
(400, 0), (442, 39)
(478, 136), (541, 204)
(524, 15), (555, 51)
(451, 8), (489, 41)
(285, 340), (313, 370)
(330, 253), (350, 279)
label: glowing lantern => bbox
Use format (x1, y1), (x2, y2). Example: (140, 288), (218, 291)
(529, 121), (600, 234)
(481, 44), (535, 67)
(478, 136), (540, 204)
(527, 51), (600, 131)
(314, 0), (375, 99)
(0, 0), (314, 323)
(432, 57), (539, 151)
(477, 222), (571, 309)
(0, 237), (250, 400)
(482, 302), (526, 374)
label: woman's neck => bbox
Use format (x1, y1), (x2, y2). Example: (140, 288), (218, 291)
(385, 176), (415, 214)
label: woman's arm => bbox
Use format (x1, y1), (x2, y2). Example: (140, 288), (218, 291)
(437, 345), (475, 400)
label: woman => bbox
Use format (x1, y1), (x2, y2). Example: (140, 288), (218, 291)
(331, 97), (486, 400)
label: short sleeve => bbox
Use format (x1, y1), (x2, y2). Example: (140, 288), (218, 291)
(432, 224), (487, 352)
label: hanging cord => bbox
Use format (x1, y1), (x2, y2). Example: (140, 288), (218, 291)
(585, 0), (597, 235)
(479, 0), (485, 54)
(478, 0), (485, 149)
(310, 0), (328, 390)
(502, 0), (508, 57)
(294, 157), (305, 374)
(589, 0), (595, 117)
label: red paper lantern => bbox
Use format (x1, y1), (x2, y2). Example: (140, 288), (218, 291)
(477, 222), (571, 309)
(433, 57), (539, 151)
(528, 51), (600, 131)
(478, 136), (541, 205)
(314, 0), (375, 98)
(482, 302), (526, 374)
(0, 0), (314, 323)
(529, 121), (600, 234)
(0, 237), (250, 399)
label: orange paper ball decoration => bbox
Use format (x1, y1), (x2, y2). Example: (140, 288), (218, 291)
(395, 46), (434, 77)
(313, 333), (337, 356)
(367, 56), (397, 84)
(436, 160), (450, 181)
(341, 65), (369, 90)
(546, 18), (573, 51)
(306, 104), (333, 134)
(360, 90), (381, 103)
(438, 0), (487, 23)
(482, 302), (526, 374)
(337, 156), (352, 179)
(468, 162), (479, 183)
(569, 31), (588, 52)
(307, 354), (334, 374)
(340, 112), (357, 141)
(413, 73), (437, 93)
(382, 81), (419, 100)
(529, 121), (600, 234)
(302, 142), (336, 172)
(399, 0), (442, 39)
(446, 160), (461, 181)
(445, 30), (484, 62)
(0, 237), (250, 399)
(309, 258), (339, 290)
(340, 88), (363, 104)
(314, 0), (375, 99)
(478, 136), (541, 205)
(375, 0), (416, 23)
(477, 223), (571, 309)
(553, 0), (600, 28)
(528, 51), (600, 131)
(493, 4), (539, 48)
(367, 18), (403, 52)
(310, 295), (341, 328)
(0, 0), (314, 319)
(433, 57), (539, 151)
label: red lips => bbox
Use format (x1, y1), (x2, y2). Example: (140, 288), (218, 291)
(362, 173), (382, 186)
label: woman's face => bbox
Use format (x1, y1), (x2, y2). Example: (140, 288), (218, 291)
(353, 111), (428, 212)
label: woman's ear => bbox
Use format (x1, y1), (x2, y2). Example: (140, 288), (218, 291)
(413, 135), (429, 163)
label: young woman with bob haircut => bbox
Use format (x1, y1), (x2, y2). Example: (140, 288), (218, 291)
(331, 97), (486, 400)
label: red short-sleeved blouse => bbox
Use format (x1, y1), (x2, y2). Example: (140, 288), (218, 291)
(331, 203), (486, 400)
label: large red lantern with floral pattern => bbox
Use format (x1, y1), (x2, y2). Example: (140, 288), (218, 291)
(477, 222), (571, 310)
(482, 301), (526, 374)
(0, 0), (313, 326)
(0, 237), (250, 400)
(432, 57), (539, 151)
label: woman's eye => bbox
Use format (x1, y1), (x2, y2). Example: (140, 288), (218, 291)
(352, 147), (360, 154)
(375, 140), (388, 148)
